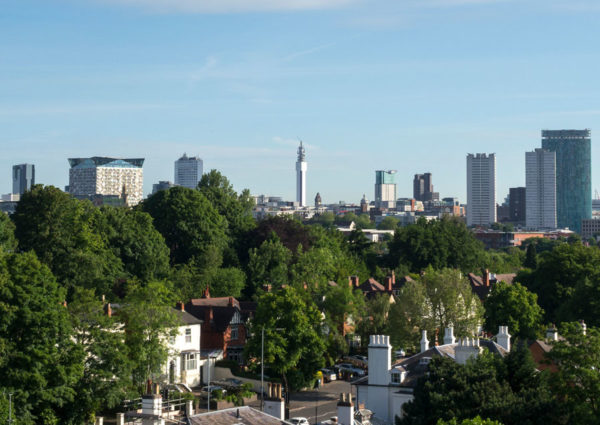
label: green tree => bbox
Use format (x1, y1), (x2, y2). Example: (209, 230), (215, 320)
(378, 216), (400, 230)
(0, 212), (16, 252)
(483, 282), (543, 340)
(517, 243), (600, 325)
(524, 243), (537, 269)
(388, 268), (483, 352)
(436, 417), (503, 425)
(245, 287), (326, 395)
(547, 322), (600, 424)
(291, 247), (338, 287)
(66, 288), (134, 423)
(120, 281), (179, 390)
(198, 170), (255, 266)
(388, 216), (486, 273)
(357, 293), (391, 350)
(0, 252), (84, 425)
(141, 186), (227, 265)
(247, 233), (292, 295)
(205, 267), (246, 298)
(399, 347), (557, 425)
(94, 206), (170, 282)
(12, 185), (122, 297)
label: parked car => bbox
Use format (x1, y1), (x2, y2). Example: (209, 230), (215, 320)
(320, 368), (337, 382)
(337, 363), (365, 378)
(289, 418), (310, 425)
(200, 385), (227, 397)
(225, 378), (243, 387)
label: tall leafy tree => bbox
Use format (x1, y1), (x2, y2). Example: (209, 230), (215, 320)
(120, 280), (180, 391)
(245, 287), (326, 395)
(399, 347), (557, 425)
(523, 243), (537, 269)
(388, 268), (483, 352)
(357, 293), (392, 350)
(12, 185), (122, 297)
(388, 216), (486, 273)
(141, 186), (227, 265)
(547, 322), (600, 424)
(247, 233), (292, 296)
(0, 252), (84, 425)
(483, 282), (543, 340)
(94, 207), (170, 282)
(0, 212), (16, 252)
(517, 243), (600, 325)
(65, 288), (134, 424)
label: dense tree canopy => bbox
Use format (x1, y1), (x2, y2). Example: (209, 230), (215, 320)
(388, 268), (483, 352)
(399, 347), (557, 425)
(483, 282), (543, 340)
(388, 216), (486, 273)
(141, 186), (227, 265)
(0, 252), (84, 425)
(0, 212), (16, 253)
(517, 243), (600, 326)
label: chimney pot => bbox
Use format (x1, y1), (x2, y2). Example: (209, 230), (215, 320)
(228, 297), (234, 306)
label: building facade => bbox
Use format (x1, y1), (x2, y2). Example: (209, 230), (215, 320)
(413, 173), (439, 202)
(12, 163), (35, 195)
(581, 219), (600, 240)
(508, 187), (526, 224)
(152, 180), (177, 194)
(466, 153), (496, 226)
(68, 157), (144, 206)
(541, 129), (591, 233)
(296, 142), (307, 206)
(375, 170), (397, 209)
(174, 154), (203, 189)
(526, 149), (556, 229)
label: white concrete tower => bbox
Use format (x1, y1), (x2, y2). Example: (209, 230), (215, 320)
(296, 141), (307, 206)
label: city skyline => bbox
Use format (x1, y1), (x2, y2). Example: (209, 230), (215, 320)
(3, 1), (600, 202)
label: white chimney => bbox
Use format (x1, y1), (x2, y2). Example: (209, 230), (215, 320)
(337, 392), (354, 425)
(141, 381), (163, 425)
(420, 330), (429, 353)
(580, 320), (587, 336)
(497, 326), (511, 352)
(368, 335), (392, 386)
(95, 417), (103, 425)
(264, 383), (285, 420)
(443, 327), (455, 345)
(455, 338), (481, 365)
(546, 326), (558, 341)
(186, 400), (194, 417)
(116, 413), (125, 425)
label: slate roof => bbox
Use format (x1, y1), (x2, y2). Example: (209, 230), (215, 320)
(467, 272), (516, 300)
(355, 339), (509, 390)
(185, 298), (241, 333)
(359, 278), (386, 293)
(188, 406), (291, 425)
(173, 308), (203, 326)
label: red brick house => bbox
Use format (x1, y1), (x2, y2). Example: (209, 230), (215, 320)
(185, 288), (252, 365)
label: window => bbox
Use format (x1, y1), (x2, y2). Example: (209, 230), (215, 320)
(230, 325), (239, 341)
(186, 353), (197, 370)
(391, 372), (401, 384)
(185, 328), (192, 343)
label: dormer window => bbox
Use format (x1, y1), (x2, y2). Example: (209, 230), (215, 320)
(391, 372), (402, 384)
(390, 366), (407, 385)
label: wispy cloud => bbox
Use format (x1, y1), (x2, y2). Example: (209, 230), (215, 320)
(97, 0), (358, 13)
(283, 42), (337, 61)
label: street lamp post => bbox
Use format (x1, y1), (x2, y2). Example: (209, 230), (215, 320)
(261, 327), (284, 411)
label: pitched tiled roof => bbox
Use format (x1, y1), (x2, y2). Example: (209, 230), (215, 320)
(185, 298), (241, 333)
(189, 406), (291, 425)
(173, 308), (203, 325)
(359, 278), (386, 292)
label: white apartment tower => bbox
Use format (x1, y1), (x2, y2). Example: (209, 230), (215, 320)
(296, 141), (307, 206)
(174, 154), (203, 189)
(526, 148), (557, 229)
(466, 153), (496, 226)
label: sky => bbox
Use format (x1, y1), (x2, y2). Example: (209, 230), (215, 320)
(2, 0), (600, 204)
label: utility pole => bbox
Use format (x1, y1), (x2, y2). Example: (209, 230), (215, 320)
(7, 393), (13, 425)
(261, 327), (264, 411)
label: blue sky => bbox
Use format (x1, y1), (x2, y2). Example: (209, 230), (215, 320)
(2, 0), (600, 203)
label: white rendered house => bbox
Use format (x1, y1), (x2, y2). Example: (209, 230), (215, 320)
(356, 328), (510, 424)
(164, 304), (203, 387)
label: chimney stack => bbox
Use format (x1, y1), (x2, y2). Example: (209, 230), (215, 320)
(443, 326), (455, 345)
(228, 297), (234, 307)
(546, 325), (558, 341)
(337, 393), (354, 425)
(264, 383), (285, 420)
(483, 269), (490, 287)
(420, 330), (429, 353)
(384, 276), (393, 292)
(497, 326), (511, 352)
(104, 303), (112, 317)
(350, 275), (360, 288)
(392, 270), (396, 285)
(202, 286), (210, 299)
(176, 301), (185, 312)
(580, 320), (587, 335)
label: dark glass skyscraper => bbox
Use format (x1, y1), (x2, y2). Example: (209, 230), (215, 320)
(541, 129), (591, 233)
(12, 163), (35, 195)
